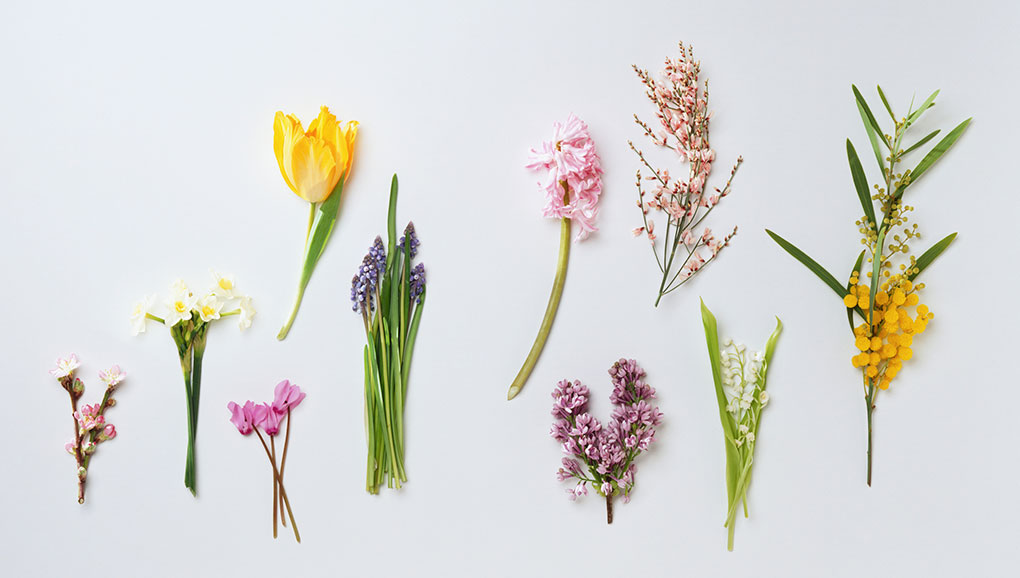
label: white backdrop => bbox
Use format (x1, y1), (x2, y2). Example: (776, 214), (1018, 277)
(2, 0), (1017, 576)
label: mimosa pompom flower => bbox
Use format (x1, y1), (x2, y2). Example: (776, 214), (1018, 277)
(551, 359), (661, 524)
(48, 355), (127, 504)
(132, 271), (254, 496)
(630, 41), (741, 307)
(274, 106), (359, 340)
(768, 85), (969, 485)
(227, 380), (305, 542)
(507, 114), (602, 401)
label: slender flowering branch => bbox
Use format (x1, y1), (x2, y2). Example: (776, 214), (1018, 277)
(508, 114), (603, 400)
(551, 359), (662, 524)
(48, 355), (126, 504)
(767, 85), (968, 485)
(631, 42), (740, 306)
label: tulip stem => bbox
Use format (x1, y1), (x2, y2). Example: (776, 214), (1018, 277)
(303, 203), (316, 247)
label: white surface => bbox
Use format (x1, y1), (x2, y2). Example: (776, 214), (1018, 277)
(2, 0), (1017, 575)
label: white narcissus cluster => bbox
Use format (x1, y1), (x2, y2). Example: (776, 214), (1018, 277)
(130, 271), (255, 335)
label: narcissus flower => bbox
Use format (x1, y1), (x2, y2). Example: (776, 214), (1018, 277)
(273, 106), (359, 203)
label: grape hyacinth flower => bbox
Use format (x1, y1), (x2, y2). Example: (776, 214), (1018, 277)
(350, 175), (428, 494)
(48, 355), (127, 504)
(701, 300), (782, 550)
(508, 114), (603, 401)
(630, 42), (741, 306)
(551, 358), (662, 523)
(227, 379), (305, 542)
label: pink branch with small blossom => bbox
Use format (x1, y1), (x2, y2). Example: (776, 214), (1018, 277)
(630, 42), (741, 306)
(48, 354), (126, 504)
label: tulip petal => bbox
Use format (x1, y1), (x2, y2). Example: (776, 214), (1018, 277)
(273, 112), (304, 196)
(289, 135), (338, 203)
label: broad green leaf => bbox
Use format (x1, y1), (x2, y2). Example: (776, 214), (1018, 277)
(847, 139), (877, 229)
(853, 84), (889, 152)
(766, 230), (847, 299)
(900, 129), (941, 157)
(908, 232), (957, 281)
(847, 250), (865, 332)
(906, 89), (939, 126)
(701, 300), (740, 507)
(908, 118), (971, 185)
(876, 85), (895, 121)
(306, 177), (347, 268)
(763, 317), (783, 369)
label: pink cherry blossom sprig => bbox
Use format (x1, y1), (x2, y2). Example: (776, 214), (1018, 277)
(48, 354), (127, 504)
(551, 358), (662, 524)
(630, 42), (742, 307)
(508, 115), (603, 401)
(227, 380), (305, 542)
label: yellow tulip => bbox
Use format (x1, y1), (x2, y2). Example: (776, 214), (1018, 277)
(273, 106), (358, 203)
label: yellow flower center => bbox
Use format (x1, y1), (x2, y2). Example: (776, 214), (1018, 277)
(202, 305), (216, 317)
(218, 279), (233, 291)
(174, 301), (187, 313)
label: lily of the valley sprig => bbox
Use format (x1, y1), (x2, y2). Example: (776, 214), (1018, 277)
(48, 355), (126, 504)
(701, 302), (782, 551)
(631, 42), (741, 307)
(350, 175), (427, 494)
(131, 272), (255, 495)
(228, 380), (305, 542)
(767, 85), (969, 485)
(274, 106), (359, 340)
(508, 114), (603, 401)
(551, 359), (662, 524)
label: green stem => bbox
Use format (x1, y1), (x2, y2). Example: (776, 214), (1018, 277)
(507, 217), (570, 400)
(866, 383), (876, 486)
(277, 204), (317, 341)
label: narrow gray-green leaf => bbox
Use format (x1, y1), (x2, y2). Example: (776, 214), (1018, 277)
(853, 84), (889, 150)
(847, 139), (877, 229)
(908, 118), (971, 185)
(900, 129), (941, 157)
(906, 89), (939, 126)
(766, 229), (847, 299)
(855, 97), (886, 170)
(908, 232), (957, 281)
(876, 85), (895, 121)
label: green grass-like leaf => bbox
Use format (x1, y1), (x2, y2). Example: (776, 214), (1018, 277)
(847, 139), (877, 229)
(901, 129), (941, 157)
(701, 300), (740, 508)
(766, 229), (847, 299)
(906, 89), (939, 126)
(853, 85), (889, 165)
(876, 85), (895, 121)
(908, 232), (957, 281)
(908, 118), (972, 185)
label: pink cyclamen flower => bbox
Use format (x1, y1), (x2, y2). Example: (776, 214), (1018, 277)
(98, 365), (127, 388)
(227, 400), (258, 435)
(271, 379), (306, 415)
(50, 354), (81, 379)
(526, 113), (603, 242)
(74, 404), (104, 433)
(255, 403), (282, 436)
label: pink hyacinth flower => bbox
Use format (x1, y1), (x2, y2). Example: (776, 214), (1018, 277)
(271, 379), (306, 415)
(227, 400), (258, 435)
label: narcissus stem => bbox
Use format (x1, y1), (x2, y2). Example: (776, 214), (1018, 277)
(507, 217), (570, 400)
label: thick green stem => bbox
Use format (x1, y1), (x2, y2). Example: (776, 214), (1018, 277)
(507, 217), (570, 400)
(277, 204), (317, 341)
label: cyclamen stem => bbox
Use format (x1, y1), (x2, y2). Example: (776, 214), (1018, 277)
(507, 216), (570, 400)
(254, 429), (300, 543)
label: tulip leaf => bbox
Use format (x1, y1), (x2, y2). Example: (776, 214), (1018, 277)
(766, 229), (847, 300)
(847, 139), (877, 230)
(908, 232), (957, 281)
(306, 177), (347, 267)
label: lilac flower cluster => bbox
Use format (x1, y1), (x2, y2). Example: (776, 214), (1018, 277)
(398, 222), (420, 259)
(551, 359), (662, 516)
(350, 236), (386, 314)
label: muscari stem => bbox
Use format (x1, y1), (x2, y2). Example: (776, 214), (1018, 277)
(507, 217), (570, 400)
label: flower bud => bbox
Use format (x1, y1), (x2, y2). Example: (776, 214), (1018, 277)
(77, 466), (87, 480)
(65, 442), (77, 456)
(98, 424), (116, 442)
(83, 442), (97, 455)
(72, 378), (84, 394)
(106, 398), (117, 408)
